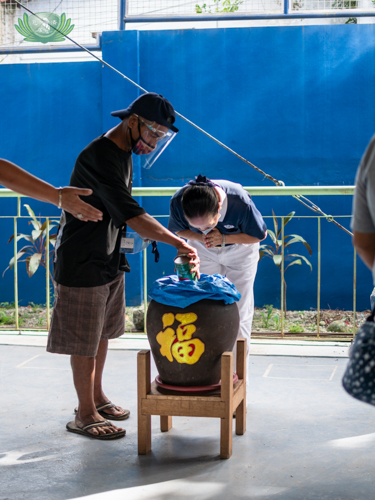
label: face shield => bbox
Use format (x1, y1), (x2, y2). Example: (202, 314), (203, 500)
(132, 116), (177, 169)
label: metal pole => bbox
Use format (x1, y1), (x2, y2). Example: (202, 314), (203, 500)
(118, 0), (126, 30)
(353, 248), (357, 336)
(13, 216), (19, 330)
(280, 217), (285, 338)
(0, 44), (101, 55)
(0, 185), (355, 197)
(317, 217), (321, 339)
(121, 11), (375, 24)
(46, 218), (50, 330)
(143, 248), (147, 334)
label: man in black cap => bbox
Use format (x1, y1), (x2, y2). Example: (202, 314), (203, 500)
(47, 93), (199, 440)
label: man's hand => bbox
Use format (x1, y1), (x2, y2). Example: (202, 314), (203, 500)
(203, 228), (223, 249)
(60, 187), (103, 222)
(176, 241), (200, 279)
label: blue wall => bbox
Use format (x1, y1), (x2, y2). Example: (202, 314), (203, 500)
(0, 61), (102, 306)
(1, 25), (374, 309)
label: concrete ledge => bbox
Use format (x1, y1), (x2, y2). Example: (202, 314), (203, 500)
(0, 332), (350, 357)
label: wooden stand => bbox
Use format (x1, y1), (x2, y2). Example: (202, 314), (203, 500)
(137, 338), (246, 459)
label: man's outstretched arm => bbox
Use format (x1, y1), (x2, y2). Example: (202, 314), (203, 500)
(0, 159), (103, 222)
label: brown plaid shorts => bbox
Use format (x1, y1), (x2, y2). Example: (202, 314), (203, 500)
(47, 273), (125, 357)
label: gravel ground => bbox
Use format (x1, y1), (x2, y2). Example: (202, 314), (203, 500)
(251, 306), (369, 337)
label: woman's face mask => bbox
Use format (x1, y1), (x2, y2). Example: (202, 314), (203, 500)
(187, 212), (221, 234)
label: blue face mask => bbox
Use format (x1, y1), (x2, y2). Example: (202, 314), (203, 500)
(201, 227), (214, 235)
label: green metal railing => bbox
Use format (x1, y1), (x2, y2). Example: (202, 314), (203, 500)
(0, 185), (356, 338)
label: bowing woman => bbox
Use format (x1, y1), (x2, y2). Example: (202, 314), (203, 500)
(168, 175), (267, 392)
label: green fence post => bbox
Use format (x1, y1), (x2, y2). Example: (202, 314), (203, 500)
(280, 216), (285, 338)
(46, 218), (50, 330)
(143, 248), (147, 334)
(317, 217), (321, 339)
(13, 216), (19, 330)
(353, 248), (357, 336)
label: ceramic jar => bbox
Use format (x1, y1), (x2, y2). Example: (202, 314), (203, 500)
(146, 298), (239, 387)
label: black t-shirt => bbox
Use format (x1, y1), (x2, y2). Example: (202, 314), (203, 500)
(53, 136), (146, 287)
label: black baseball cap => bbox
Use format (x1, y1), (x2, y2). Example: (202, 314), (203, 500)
(111, 92), (178, 133)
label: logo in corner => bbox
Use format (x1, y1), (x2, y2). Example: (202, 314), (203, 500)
(15, 12), (74, 44)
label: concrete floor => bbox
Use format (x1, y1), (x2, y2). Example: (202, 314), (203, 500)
(1, 344), (375, 500)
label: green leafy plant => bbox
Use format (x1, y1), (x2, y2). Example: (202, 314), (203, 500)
(3, 204), (59, 282)
(0, 302), (15, 308)
(293, 0), (357, 22)
(260, 304), (274, 328)
(289, 323), (304, 333)
(273, 313), (281, 330)
(37, 316), (46, 327)
(331, 0), (357, 22)
(259, 211), (312, 316)
(195, 0), (243, 13)
(0, 309), (14, 326)
(28, 302), (43, 313)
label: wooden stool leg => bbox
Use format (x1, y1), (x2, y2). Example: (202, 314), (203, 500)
(235, 338), (247, 436)
(220, 352), (233, 459)
(160, 415), (172, 432)
(137, 350), (151, 455)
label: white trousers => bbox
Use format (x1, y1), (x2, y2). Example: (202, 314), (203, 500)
(188, 240), (260, 392)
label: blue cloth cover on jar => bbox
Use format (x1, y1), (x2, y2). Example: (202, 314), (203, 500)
(149, 273), (241, 308)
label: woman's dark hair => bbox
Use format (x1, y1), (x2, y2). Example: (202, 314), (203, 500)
(182, 184), (219, 220)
